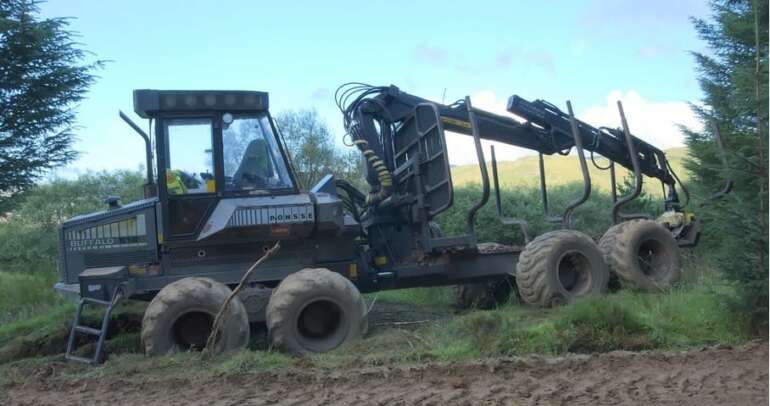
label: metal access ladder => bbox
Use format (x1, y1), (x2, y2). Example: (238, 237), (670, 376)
(65, 287), (123, 365)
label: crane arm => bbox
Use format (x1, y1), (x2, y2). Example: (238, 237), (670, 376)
(343, 85), (679, 190)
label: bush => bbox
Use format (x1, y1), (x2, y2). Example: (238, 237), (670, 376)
(0, 170), (145, 326)
(0, 221), (58, 273)
(0, 170), (145, 273)
(456, 311), (504, 354)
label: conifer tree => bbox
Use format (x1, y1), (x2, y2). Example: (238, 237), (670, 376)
(685, 0), (768, 332)
(0, 0), (102, 203)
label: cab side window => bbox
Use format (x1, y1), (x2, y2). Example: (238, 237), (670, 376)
(165, 118), (214, 195)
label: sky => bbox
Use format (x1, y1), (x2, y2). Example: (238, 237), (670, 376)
(39, 0), (712, 175)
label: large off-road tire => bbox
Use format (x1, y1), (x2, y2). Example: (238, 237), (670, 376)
(141, 277), (249, 356)
(599, 219), (681, 291)
(515, 230), (609, 307)
(454, 277), (515, 309)
(266, 268), (366, 355)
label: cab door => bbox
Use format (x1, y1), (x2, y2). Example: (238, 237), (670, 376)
(157, 115), (220, 242)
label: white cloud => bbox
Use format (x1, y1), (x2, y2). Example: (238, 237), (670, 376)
(445, 90), (532, 165)
(580, 90), (699, 150)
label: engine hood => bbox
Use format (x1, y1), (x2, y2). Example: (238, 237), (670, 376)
(63, 197), (158, 227)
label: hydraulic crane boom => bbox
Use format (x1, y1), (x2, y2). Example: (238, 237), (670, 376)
(338, 84), (683, 211)
(505, 96), (674, 184)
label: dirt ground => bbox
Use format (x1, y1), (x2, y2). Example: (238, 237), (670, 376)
(4, 340), (767, 406)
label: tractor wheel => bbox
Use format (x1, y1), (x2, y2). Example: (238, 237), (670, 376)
(141, 277), (249, 356)
(454, 277), (515, 309)
(599, 219), (681, 291)
(266, 268), (366, 355)
(441, 222), (514, 310)
(515, 230), (609, 307)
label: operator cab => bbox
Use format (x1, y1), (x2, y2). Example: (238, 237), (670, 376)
(160, 113), (293, 195)
(134, 89), (296, 195)
(134, 90), (299, 240)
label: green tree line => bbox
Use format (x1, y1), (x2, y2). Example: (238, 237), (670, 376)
(684, 0), (768, 332)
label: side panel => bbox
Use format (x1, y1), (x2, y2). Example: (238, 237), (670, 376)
(138, 236), (359, 293)
(195, 194), (316, 241)
(59, 199), (158, 284)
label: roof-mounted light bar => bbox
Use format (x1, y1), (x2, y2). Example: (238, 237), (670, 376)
(133, 89), (269, 118)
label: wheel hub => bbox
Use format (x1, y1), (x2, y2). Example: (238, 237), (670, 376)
(557, 251), (592, 295)
(637, 238), (671, 278)
(172, 311), (213, 351)
(297, 299), (342, 340)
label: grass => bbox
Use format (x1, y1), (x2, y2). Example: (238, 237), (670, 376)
(0, 283), (146, 366)
(0, 269), (76, 365)
(288, 266), (748, 368)
(346, 258), (748, 364)
(0, 304), (73, 364)
(450, 147), (688, 198)
(0, 270), (67, 324)
(438, 279), (747, 358)
(215, 349), (295, 374)
(317, 277), (743, 365)
(367, 286), (454, 307)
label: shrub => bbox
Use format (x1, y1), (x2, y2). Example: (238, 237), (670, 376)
(0, 170), (145, 273)
(456, 311), (504, 355)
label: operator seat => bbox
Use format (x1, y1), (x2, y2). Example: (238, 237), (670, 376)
(233, 138), (274, 189)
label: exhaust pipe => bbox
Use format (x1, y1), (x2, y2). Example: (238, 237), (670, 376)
(119, 111), (156, 198)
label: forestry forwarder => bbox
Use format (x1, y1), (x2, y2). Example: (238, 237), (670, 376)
(55, 84), (728, 364)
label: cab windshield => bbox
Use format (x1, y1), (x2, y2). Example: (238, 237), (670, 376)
(222, 114), (293, 191)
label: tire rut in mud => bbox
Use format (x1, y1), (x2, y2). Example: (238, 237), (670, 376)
(6, 341), (767, 406)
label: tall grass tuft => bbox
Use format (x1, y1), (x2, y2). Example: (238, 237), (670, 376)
(0, 271), (67, 324)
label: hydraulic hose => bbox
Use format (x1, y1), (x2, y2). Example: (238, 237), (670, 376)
(352, 139), (393, 206)
(335, 83), (396, 208)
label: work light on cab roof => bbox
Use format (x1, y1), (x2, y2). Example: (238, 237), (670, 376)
(132, 89), (269, 118)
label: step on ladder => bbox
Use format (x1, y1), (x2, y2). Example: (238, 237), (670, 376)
(65, 287), (123, 365)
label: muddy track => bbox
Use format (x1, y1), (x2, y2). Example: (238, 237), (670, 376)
(6, 341), (767, 406)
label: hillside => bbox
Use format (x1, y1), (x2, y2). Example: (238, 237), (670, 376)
(451, 147), (689, 197)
